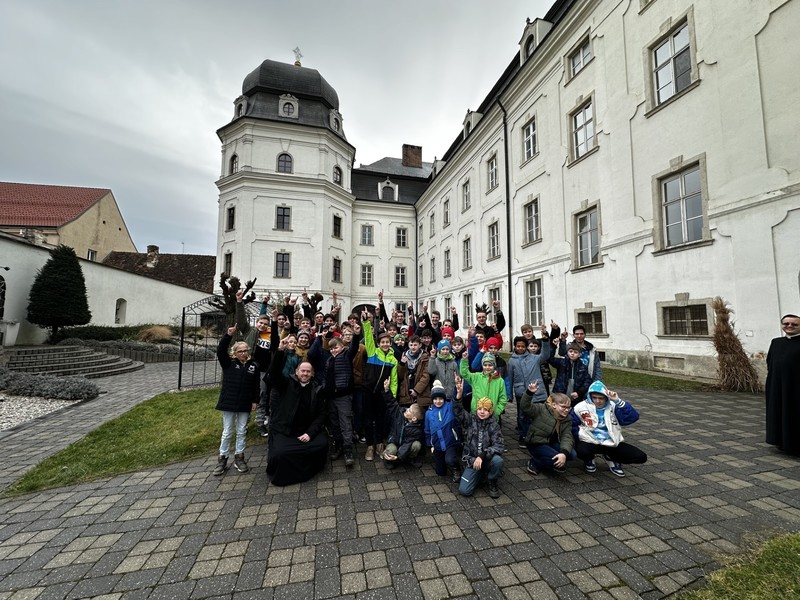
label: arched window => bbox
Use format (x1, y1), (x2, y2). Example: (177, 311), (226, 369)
(236, 103), (243, 117)
(525, 36), (535, 58)
(229, 154), (239, 175)
(382, 185), (395, 201)
(277, 153), (293, 173)
(115, 298), (127, 325)
(333, 166), (342, 185)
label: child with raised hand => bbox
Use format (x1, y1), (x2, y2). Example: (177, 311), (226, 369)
(428, 339), (458, 401)
(453, 376), (506, 499)
(571, 381), (647, 477)
(549, 341), (592, 406)
(425, 380), (463, 482)
(519, 382), (574, 475)
(459, 351), (507, 419)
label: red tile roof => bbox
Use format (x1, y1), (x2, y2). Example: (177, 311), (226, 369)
(103, 251), (216, 293)
(0, 182), (111, 227)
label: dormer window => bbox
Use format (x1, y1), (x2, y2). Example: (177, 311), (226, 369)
(378, 178), (399, 201)
(236, 104), (243, 117)
(463, 111), (482, 139)
(519, 18), (553, 65)
(525, 36), (535, 58)
(279, 94), (299, 119)
(329, 109), (343, 132)
(232, 95), (247, 121)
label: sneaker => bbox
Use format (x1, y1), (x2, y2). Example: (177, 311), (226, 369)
(376, 443), (385, 455)
(527, 460), (539, 476)
(518, 439), (527, 449)
(233, 453), (249, 473)
(487, 480), (501, 499)
(344, 450), (354, 467)
(584, 459), (597, 473)
(258, 424), (269, 437)
(553, 465), (567, 474)
(608, 461), (625, 477)
(359, 435), (367, 444)
(451, 468), (462, 484)
(213, 455), (228, 476)
(330, 445), (343, 461)
(365, 446), (375, 461)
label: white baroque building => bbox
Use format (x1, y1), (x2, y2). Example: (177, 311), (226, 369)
(216, 0), (800, 379)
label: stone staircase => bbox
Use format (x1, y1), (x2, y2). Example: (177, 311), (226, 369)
(4, 345), (145, 379)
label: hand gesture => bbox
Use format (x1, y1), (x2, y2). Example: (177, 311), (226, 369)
(271, 307), (279, 320)
(236, 289), (244, 303)
(418, 318), (427, 329)
(262, 294), (270, 304)
(332, 290), (338, 303)
(284, 294), (291, 306)
(227, 325), (237, 336)
(527, 381), (539, 393)
(450, 305), (457, 314)
(454, 375), (464, 397)
(423, 302), (429, 314)
(550, 319), (559, 330)
(289, 295), (297, 306)
(607, 389), (619, 401)
(560, 330), (568, 341)
(492, 299), (500, 311)
(302, 288), (309, 300)
(361, 310), (369, 321)
(540, 321), (548, 336)
(400, 353), (408, 364)
(407, 301), (414, 311)
(383, 379), (390, 392)
(353, 322), (362, 334)
(468, 326), (476, 339)
(378, 289), (383, 302)
(429, 347), (437, 358)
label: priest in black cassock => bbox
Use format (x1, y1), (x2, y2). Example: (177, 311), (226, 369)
(765, 314), (800, 456)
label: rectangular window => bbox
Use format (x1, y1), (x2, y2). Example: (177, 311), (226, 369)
(394, 265), (407, 288)
(487, 156), (498, 190)
(276, 206), (291, 230)
(419, 262), (423, 284)
(662, 165), (703, 247)
(462, 180), (471, 211)
(443, 248), (451, 278)
(332, 215), (342, 238)
(462, 293), (473, 327)
(526, 279), (544, 327)
(488, 222), (500, 259)
(570, 39), (592, 77)
(430, 256), (436, 282)
(226, 206), (236, 231)
(576, 310), (604, 335)
(87, 249), (97, 261)
(524, 198), (540, 244)
(576, 207), (600, 267)
(663, 304), (708, 336)
(443, 199), (450, 227)
(332, 258), (342, 283)
(489, 287), (500, 322)
(223, 252), (232, 275)
(462, 237), (472, 270)
(418, 222), (423, 245)
(444, 296), (451, 316)
(360, 224), (374, 246)
(654, 23), (692, 105)
(572, 101), (595, 159)
(429, 300), (436, 313)
(275, 252), (290, 278)
(396, 226), (408, 248)
(360, 264), (373, 287)
(523, 119), (537, 161)
(429, 212), (435, 237)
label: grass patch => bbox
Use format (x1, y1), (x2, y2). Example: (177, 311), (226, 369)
(679, 533), (800, 599)
(602, 366), (712, 392)
(4, 387), (264, 497)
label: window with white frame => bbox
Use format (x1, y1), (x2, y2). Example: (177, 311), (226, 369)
(487, 156), (498, 190)
(418, 222), (423, 244)
(653, 22), (692, 105)
(223, 252), (232, 275)
(661, 164), (704, 248)
(443, 198), (450, 227)
(360, 264), (373, 287)
(229, 154), (239, 175)
(275, 252), (290, 278)
(332, 215), (342, 238)
(488, 222), (500, 259)
(429, 212), (435, 237)
(523, 118), (537, 161)
(462, 237), (472, 270)
(462, 180), (471, 211)
(332, 258), (342, 283)
(526, 279), (544, 327)
(275, 206), (291, 230)
(571, 100), (595, 160)
(396, 226), (408, 248)
(462, 293), (473, 327)
(333, 166), (342, 186)
(360, 224), (374, 246)
(524, 197), (540, 244)
(226, 206), (236, 231)
(444, 296), (451, 316)
(87, 249), (97, 262)
(570, 38), (592, 78)
(395, 265), (407, 288)
(489, 287), (501, 321)
(443, 248), (451, 278)
(575, 206), (600, 267)
(430, 256), (436, 282)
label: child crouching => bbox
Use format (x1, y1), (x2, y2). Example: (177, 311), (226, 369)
(453, 376), (506, 498)
(381, 379), (424, 468)
(571, 381), (647, 477)
(425, 380), (463, 482)
(520, 383), (575, 475)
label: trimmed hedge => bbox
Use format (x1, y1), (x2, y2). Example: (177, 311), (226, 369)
(57, 338), (216, 360)
(0, 368), (100, 400)
(51, 324), (175, 343)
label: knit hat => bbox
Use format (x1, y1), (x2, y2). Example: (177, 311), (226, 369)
(437, 339), (451, 352)
(393, 334), (406, 343)
(486, 336), (501, 349)
(431, 380), (446, 401)
(481, 353), (496, 366)
(297, 329), (311, 339)
(441, 326), (454, 338)
(476, 397), (494, 412)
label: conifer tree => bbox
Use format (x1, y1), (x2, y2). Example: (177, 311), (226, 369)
(27, 245), (92, 339)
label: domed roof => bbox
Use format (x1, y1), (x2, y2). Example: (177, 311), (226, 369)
(242, 59), (339, 109)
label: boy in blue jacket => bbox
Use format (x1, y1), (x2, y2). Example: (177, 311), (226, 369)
(425, 380), (463, 482)
(571, 381), (647, 477)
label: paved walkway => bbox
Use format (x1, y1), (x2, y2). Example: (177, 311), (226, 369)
(0, 365), (798, 599)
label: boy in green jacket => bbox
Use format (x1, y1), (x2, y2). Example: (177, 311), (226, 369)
(459, 353), (507, 419)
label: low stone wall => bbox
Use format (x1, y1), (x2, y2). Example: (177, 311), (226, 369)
(102, 348), (178, 363)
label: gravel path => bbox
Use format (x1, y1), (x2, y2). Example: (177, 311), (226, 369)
(0, 393), (78, 431)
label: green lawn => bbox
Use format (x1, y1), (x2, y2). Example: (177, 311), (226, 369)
(3, 387), (264, 497)
(602, 365), (712, 392)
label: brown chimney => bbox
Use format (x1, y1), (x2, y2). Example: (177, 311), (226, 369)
(146, 245), (159, 268)
(402, 144), (422, 168)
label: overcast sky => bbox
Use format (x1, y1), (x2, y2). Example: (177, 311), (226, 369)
(0, 1), (552, 256)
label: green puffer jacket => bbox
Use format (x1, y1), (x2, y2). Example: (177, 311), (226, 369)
(519, 390), (574, 453)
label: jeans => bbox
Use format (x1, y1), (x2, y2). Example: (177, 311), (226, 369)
(528, 443), (577, 471)
(516, 393), (532, 441)
(220, 411), (250, 456)
(458, 454), (504, 496)
(328, 394), (354, 450)
(432, 445), (462, 476)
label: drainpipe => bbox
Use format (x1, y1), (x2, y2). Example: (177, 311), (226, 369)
(414, 202), (419, 313)
(497, 99), (514, 337)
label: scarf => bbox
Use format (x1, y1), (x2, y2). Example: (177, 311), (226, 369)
(404, 348), (422, 371)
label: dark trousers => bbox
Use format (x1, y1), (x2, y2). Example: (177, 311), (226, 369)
(432, 445), (462, 476)
(527, 442), (576, 471)
(328, 394), (353, 450)
(352, 389), (364, 435)
(362, 388), (386, 446)
(574, 439), (647, 464)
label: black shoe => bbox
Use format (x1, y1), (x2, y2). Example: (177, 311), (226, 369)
(487, 480), (501, 499)
(451, 468), (462, 484)
(212, 455), (228, 476)
(330, 445), (343, 461)
(344, 450), (354, 467)
(258, 424), (269, 437)
(233, 453), (249, 473)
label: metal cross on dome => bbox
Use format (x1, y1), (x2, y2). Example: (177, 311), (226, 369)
(292, 47), (303, 65)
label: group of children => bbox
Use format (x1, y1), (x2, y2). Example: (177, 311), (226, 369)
(230, 289), (647, 497)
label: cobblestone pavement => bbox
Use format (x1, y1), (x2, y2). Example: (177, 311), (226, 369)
(0, 370), (798, 599)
